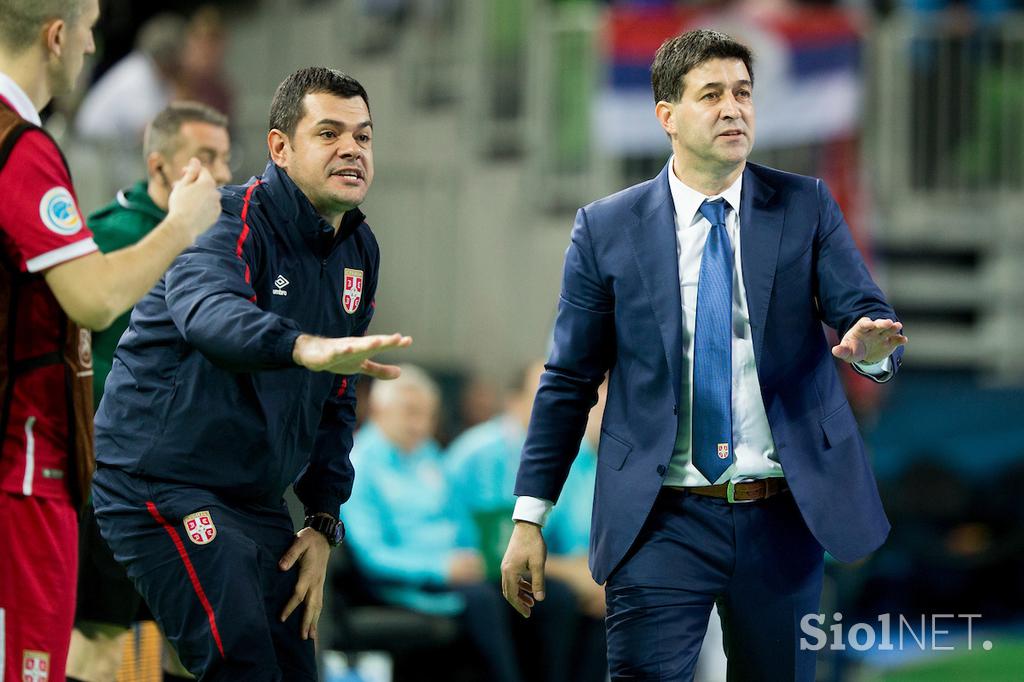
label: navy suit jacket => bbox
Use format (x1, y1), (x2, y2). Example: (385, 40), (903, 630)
(515, 162), (904, 585)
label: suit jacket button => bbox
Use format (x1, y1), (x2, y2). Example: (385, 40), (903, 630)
(657, 465), (666, 476)
(673, 405), (679, 415)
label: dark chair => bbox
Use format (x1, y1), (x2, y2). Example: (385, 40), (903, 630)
(325, 545), (484, 682)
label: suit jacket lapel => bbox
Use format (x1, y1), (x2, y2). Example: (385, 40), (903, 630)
(629, 163), (683, 405)
(739, 164), (783, 368)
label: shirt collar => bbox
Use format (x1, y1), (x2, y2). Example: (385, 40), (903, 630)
(0, 71), (41, 126)
(666, 155), (743, 228)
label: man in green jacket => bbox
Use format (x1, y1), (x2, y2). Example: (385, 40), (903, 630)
(86, 101), (232, 409)
(67, 100), (231, 682)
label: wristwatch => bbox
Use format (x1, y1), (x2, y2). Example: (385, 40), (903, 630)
(303, 514), (345, 547)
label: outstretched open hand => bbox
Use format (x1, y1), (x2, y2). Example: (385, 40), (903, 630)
(832, 318), (907, 365)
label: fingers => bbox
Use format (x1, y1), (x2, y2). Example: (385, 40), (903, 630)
(500, 563), (532, 618)
(831, 340), (861, 362)
(855, 318), (903, 336)
(333, 334), (412, 362)
(279, 536), (307, 572)
(179, 157), (201, 184)
(280, 588), (303, 623)
(359, 360), (402, 380)
(518, 577), (535, 607)
(530, 562), (546, 602)
(301, 594), (321, 640)
(360, 334), (412, 351)
(195, 165), (216, 188)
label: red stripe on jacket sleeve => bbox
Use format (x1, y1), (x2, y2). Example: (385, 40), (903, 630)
(146, 501), (226, 659)
(237, 180), (262, 303)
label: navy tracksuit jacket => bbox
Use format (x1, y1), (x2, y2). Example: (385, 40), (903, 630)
(95, 161), (377, 514)
(92, 161), (379, 680)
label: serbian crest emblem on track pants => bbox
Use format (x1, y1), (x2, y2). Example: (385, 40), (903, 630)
(343, 268), (363, 314)
(22, 650), (50, 681)
(183, 511), (217, 545)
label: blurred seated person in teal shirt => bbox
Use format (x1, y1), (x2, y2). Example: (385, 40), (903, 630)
(343, 365), (572, 682)
(447, 361), (608, 682)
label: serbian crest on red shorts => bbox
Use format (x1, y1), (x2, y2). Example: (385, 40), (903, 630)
(183, 511), (217, 545)
(343, 268), (363, 314)
(22, 650), (50, 682)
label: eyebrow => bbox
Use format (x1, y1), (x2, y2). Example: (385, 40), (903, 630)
(697, 80), (753, 91)
(314, 118), (373, 130)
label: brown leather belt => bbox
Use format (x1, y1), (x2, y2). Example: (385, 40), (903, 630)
(666, 478), (788, 503)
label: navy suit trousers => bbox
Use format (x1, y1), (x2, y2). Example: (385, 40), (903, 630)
(605, 488), (824, 681)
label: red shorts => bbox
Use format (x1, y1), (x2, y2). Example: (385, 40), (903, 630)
(0, 491), (77, 682)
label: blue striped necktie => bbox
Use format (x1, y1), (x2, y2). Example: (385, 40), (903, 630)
(692, 199), (734, 484)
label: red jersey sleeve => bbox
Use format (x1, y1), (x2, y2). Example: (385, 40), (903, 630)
(0, 129), (96, 273)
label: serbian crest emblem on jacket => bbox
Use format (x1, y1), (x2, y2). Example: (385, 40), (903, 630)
(183, 510), (217, 545)
(343, 268), (363, 314)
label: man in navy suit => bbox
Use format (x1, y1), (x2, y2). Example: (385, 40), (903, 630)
(500, 29), (907, 681)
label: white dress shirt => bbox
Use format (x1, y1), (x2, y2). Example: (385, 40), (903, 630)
(513, 160), (889, 526)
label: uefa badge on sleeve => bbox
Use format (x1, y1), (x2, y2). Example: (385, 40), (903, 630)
(38, 186), (82, 236)
(183, 510), (217, 545)
(343, 268), (363, 314)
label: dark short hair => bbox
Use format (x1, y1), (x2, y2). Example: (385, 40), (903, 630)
(144, 101), (229, 158)
(0, 0), (84, 52)
(268, 67), (370, 138)
(651, 29), (754, 103)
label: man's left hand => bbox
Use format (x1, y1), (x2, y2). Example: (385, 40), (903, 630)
(279, 527), (331, 641)
(832, 317), (908, 365)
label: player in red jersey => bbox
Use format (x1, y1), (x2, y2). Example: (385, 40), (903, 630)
(0, 1), (222, 680)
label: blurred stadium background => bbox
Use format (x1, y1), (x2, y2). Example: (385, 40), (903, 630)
(47, 0), (1024, 680)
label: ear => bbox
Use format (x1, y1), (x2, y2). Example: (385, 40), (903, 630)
(145, 151), (164, 181)
(267, 129), (289, 168)
(655, 100), (676, 137)
(43, 18), (66, 58)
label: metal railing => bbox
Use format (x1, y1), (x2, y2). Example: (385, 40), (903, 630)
(870, 15), (1024, 242)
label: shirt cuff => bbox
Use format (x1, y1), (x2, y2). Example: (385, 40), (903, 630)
(25, 238), (98, 273)
(512, 496), (554, 527)
(853, 356), (892, 376)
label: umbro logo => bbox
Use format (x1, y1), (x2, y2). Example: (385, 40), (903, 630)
(273, 275), (289, 296)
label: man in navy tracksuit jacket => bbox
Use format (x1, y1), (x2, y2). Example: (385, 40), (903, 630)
(91, 68), (411, 681)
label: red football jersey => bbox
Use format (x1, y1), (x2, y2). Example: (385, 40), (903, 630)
(0, 94), (97, 501)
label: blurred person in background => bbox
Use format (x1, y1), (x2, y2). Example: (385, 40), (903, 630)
(176, 6), (234, 124)
(0, 0), (222, 679)
(344, 366), (567, 682)
(90, 67), (411, 681)
(503, 29), (907, 681)
(457, 373), (501, 431)
(65, 100), (231, 682)
(447, 361), (606, 681)
(74, 12), (186, 144)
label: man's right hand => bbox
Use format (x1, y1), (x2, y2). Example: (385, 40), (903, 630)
(500, 520), (547, 618)
(166, 157), (222, 242)
(292, 333), (413, 376)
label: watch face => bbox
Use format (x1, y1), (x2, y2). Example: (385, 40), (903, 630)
(331, 524), (344, 545)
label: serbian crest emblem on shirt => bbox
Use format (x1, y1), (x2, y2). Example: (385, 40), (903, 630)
(22, 650), (50, 682)
(183, 510), (217, 545)
(342, 268), (363, 315)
